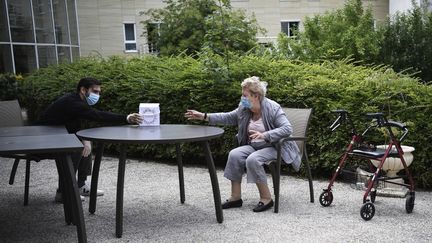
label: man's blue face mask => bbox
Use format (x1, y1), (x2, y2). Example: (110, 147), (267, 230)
(240, 96), (252, 109)
(86, 92), (100, 106)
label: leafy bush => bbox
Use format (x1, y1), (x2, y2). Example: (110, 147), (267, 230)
(0, 73), (22, 101)
(17, 54), (432, 188)
(278, 0), (381, 63)
(276, 0), (432, 83)
(379, 2), (432, 83)
(140, 0), (264, 56)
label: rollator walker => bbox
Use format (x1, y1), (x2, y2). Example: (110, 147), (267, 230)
(319, 109), (415, 220)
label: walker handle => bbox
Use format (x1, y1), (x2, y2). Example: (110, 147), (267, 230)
(386, 121), (409, 142)
(365, 112), (387, 127)
(330, 110), (348, 131)
(331, 109), (348, 115)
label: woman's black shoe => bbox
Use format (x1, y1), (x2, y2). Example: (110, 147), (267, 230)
(252, 199), (274, 212)
(222, 199), (243, 209)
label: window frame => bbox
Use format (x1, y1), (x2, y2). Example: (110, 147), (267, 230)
(280, 19), (301, 37)
(123, 22), (137, 53)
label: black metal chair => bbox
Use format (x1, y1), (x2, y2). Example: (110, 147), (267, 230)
(0, 99), (39, 205)
(267, 108), (314, 213)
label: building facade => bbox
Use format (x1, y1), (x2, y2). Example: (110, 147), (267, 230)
(0, 0), (409, 74)
(77, 0), (390, 57)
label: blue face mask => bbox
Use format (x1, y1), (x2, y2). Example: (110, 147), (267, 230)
(85, 92), (100, 106)
(240, 96), (252, 109)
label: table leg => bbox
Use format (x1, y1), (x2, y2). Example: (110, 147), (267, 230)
(201, 141), (223, 223)
(56, 158), (72, 225)
(116, 144), (127, 238)
(61, 154), (87, 243)
(90, 142), (104, 214)
(176, 144), (185, 203)
(24, 159), (30, 206)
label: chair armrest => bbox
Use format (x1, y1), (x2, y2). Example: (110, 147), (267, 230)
(279, 136), (307, 144)
(271, 136), (308, 150)
(21, 108), (29, 125)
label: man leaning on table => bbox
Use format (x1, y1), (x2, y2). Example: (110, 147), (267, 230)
(36, 77), (143, 203)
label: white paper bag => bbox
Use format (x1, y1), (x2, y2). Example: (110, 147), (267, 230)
(139, 103), (160, 126)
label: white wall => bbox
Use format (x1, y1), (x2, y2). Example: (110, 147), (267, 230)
(389, 0), (420, 15)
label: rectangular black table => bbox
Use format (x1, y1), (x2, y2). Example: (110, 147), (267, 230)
(0, 130), (87, 243)
(1, 125), (68, 205)
(0, 125), (67, 137)
(77, 124), (224, 238)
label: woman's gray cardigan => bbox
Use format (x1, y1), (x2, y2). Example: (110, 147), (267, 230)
(208, 97), (301, 171)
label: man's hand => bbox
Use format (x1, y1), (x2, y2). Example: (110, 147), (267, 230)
(127, 113), (143, 124)
(82, 140), (92, 157)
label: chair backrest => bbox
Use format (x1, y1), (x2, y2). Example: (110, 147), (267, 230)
(283, 108), (313, 159)
(0, 99), (24, 127)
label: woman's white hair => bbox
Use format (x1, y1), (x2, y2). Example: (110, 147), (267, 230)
(241, 76), (268, 99)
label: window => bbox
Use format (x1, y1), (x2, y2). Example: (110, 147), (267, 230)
(53, 0), (70, 44)
(13, 45), (37, 74)
(281, 21), (300, 37)
(8, 0), (35, 43)
(123, 23), (137, 52)
(0, 44), (13, 73)
(0, 0), (10, 42)
(32, 0), (55, 44)
(57, 46), (71, 63)
(67, 0), (78, 45)
(37, 45), (56, 68)
(1, 0), (80, 74)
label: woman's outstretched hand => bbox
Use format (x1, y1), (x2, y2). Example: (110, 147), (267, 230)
(184, 109), (205, 121)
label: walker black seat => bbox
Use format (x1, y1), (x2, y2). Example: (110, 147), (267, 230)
(351, 148), (399, 159)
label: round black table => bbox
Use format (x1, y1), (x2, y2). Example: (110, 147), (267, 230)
(76, 124), (224, 238)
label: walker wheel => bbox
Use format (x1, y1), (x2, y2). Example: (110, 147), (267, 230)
(370, 189), (376, 203)
(405, 192), (415, 214)
(360, 202), (375, 221)
(319, 190), (333, 207)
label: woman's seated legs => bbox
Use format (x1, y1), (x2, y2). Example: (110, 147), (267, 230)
(224, 145), (255, 182)
(245, 147), (277, 184)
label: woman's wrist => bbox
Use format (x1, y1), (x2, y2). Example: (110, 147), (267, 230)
(203, 113), (207, 121)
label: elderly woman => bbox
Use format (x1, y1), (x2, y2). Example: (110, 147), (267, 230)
(184, 76), (300, 212)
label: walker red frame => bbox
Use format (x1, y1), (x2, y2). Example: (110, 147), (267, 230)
(319, 110), (415, 221)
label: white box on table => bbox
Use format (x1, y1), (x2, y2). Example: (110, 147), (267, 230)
(139, 103), (160, 126)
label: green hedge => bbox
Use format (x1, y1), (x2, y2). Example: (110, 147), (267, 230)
(0, 73), (22, 101)
(15, 54), (432, 188)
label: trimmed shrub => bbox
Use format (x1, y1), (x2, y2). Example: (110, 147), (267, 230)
(0, 73), (22, 101)
(17, 54), (432, 188)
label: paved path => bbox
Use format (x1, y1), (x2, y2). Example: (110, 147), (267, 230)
(1, 156), (431, 242)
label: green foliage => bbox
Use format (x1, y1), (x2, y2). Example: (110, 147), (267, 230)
(279, 0), (381, 63)
(18, 54), (432, 188)
(276, 0), (432, 83)
(140, 0), (264, 56)
(203, 8), (263, 55)
(378, 1), (432, 82)
(0, 73), (22, 101)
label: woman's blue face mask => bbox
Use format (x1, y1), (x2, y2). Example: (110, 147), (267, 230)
(240, 96), (252, 109)
(86, 92), (100, 106)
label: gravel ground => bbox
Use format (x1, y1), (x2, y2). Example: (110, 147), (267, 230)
(1, 156), (431, 243)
